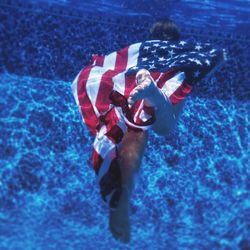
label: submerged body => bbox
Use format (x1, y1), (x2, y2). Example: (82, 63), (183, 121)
(109, 69), (184, 242)
(72, 18), (224, 243)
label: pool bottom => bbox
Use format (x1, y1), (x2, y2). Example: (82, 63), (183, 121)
(0, 72), (249, 250)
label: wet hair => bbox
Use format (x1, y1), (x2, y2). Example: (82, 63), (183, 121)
(149, 18), (181, 41)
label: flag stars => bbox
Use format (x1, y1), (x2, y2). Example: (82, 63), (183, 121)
(149, 40), (160, 43)
(195, 44), (202, 51)
(168, 50), (175, 58)
(169, 62), (176, 68)
(139, 41), (217, 80)
(194, 70), (201, 78)
(194, 59), (202, 65)
(162, 41), (169, 44)
(132, 66), (139, 70)
(179, 41), (187, 46)
(189, 58), (196, 62)
(205, 59), (211, 66)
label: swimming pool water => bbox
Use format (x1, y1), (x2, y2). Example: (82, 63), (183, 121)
(0, 70), (249, 249)
(0, 1), (249, 249)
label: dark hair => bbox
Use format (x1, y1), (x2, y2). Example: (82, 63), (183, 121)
(149, 18), (180, 41)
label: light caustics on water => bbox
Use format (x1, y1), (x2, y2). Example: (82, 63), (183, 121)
(31, 0), (250, 33)
(0, 0), (249, 249)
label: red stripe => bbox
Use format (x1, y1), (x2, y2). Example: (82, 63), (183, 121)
(103, 108), (120, 132)
(90, 54), (105, 66)
(116, 47), (129, 72)
(77, 66), (100, 135)
(124, 74), (136, 98)
(105, 125), (124, 144)
(150, 72), (161, 82)
(169, 80), (193, 105)
(156, 68), (179, 88)
(134, 104), (155, 125)
(144, 105), (155, 116)
(95, 47), (129, 115)
(131, 100), (142, 124)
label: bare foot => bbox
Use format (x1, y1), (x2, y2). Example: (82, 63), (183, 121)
(109, 186), (131, 243)
(128, 69), (159, 107)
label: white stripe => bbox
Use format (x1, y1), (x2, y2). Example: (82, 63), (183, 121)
(155, 73), (164, 86)
(72, 70), (91, 126)
(114, 107), (128, 134)
(86, 51), (117, 117)
(112, 43), (141, 96)
(161, 72), (186, 98)
(123, 115), (153, 130)
(86, 66), (107, 117)
(71, 70), (81, 105)
(139, 109), (152, 122)
(93, 132), (115, 159)
(126, 42), (141, 70)
(115, 107), (153, 131)
(133, 100), (144, 123)
(112, 72), (126, 95)
(103, 51), (117, 70)
(93, 131), (117, 183)
(96, 149), (114, 183)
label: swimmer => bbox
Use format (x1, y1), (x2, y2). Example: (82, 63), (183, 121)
(109, 19), (184, 243)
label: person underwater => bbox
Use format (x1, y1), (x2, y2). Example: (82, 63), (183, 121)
(72, 18), (226, 243)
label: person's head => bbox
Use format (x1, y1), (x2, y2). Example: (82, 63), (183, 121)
(149, 18), (180, 41)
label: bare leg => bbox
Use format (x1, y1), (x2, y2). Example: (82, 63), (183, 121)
(109, 130), (148, 243)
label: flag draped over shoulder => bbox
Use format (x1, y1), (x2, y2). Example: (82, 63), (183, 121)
(72, 39), (223, 209)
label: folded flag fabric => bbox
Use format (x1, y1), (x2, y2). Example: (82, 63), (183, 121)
(72, 39), (224, 209)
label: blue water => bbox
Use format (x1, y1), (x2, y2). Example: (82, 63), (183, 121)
(0, 0), (250, 249)
(30, 0), (250, 35)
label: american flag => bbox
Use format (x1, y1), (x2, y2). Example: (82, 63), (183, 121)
(72, 39), (223, 209)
